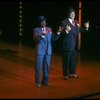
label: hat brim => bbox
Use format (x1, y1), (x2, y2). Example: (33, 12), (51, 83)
(40, 19), (46, 23)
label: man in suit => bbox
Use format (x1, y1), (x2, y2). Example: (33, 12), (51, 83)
(58, 7), (89, 79)
(33, 16), (60, 87)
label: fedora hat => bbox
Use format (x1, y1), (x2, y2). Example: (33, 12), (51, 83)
(38, 16), (46, 23)
(68, 7), (75, 14)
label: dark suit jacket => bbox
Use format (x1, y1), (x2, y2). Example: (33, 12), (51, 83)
(60, 19), (80, 51)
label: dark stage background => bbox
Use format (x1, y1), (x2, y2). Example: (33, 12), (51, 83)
(0, 0), (100, 57)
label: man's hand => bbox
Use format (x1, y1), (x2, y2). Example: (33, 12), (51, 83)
(57, 26), (63, 32)
(56, 26), (63, 35)
(65, 25), (71, 33)
(41, 33), (46, 38)
(84, 21), (89, 30)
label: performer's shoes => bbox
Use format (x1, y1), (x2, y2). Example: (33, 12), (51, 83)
(64, 76), (68, 80)
(36, 84), (41, 88)
(41, 81), (50, 86)
(69, 74), (79, 78)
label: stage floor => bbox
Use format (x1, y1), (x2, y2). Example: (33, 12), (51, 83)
(0, 40), (100, 99)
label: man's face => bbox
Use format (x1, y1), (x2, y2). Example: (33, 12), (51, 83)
(69, 11), (75, 19)
(41, 20), (46, 27)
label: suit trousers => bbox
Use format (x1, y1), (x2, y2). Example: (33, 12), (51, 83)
(35, 54), (51, 84)
(62, 50), (77, 76)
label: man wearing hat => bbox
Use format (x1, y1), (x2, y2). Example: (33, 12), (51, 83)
(33, 16), (61, 87)
(58, 7), (89, 79)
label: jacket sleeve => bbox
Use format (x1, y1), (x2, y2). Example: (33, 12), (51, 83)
(33, 28), (43, 42)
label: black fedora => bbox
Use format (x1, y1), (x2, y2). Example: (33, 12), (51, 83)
(68, 7), (75, 14)
(67, 7), (75, 17)
(38, 16), (46, 23)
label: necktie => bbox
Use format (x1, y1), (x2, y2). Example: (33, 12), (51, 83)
(72, 20), (75, 26)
